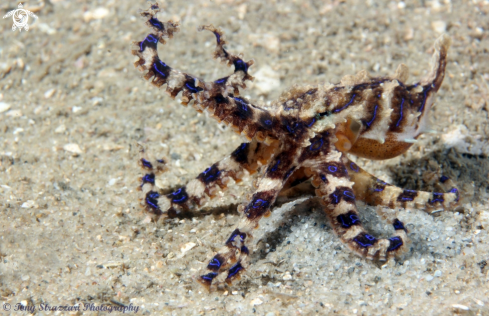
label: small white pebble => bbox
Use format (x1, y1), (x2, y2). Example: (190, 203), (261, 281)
(0, 102), (11, 113)
(473, 298), (484, 306)
(180, 242), (196, 256)
(72, 106), (83, 113)
(21, 200), (37, 208)
(426, 275), (434, 282)
(250, 298), (263, 306)
(283, 271), (292, 280)
(83, 7), (109, 22)
(55, 124), (66, 133)
(6, 109), (22, 117)
(63, 143), (82, 154)
(434, 270), (442, 277)
(13, 127), (24, 134)
(452, 304), (469, 311)
(44, 88), (56, 99)
(432, 20), (447, 33)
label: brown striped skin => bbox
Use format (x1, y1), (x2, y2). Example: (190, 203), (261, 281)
(132, 3), (458, 290)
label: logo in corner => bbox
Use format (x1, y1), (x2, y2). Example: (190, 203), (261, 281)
(3, 3), (38, 32)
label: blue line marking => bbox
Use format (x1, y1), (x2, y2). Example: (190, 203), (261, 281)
(333, 94), (356, 113)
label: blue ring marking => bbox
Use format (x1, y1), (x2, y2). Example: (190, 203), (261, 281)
(331, 192), (340, 204)
(252, 199), (269, 209)
(320, 174), (327, 182)
(337, 212), (360, 228)
(264, 119), (272, 126)
(157, 159), (165, 164)
(387, 237), (403, 252)
(227, 262), (244, 279)
(337, 215), (350, 228)
(284, 167), (295, 180)
(350, 162), (359, 172)
(399, 189), (417, 201)
(395, 98), (405, 127)
(418, 86), (432, 112)
(170, 188), (188, 203)
(440, 175), (449, 183)
(374, 180), (386, 192)
(207, 257), (222, 271)
(233, 97), (249, 111)
(141, 158), (153, 169)
(270, 160), (281, 172)
(309, 139), (323, 151)
(365, 234), (376, 241)
(142, 173), (155, 185)
(449, 188), (459, 202)
(429, 192), (444, 204)
(145, 191), (160, 210)
(153, 60), (169, 78)
(354, 234), (377, 248)
(307, 118), (316, 127)
(140, 34), (158, 51)
(185, 81), (203, 93)
(213, 31), (221, 44)
(234, 59), (248, 73)
(226, 229), (246, 246)
(393, 219), (405, 231)
(333, 94), (356, 113)
(149, 17), (164, 30)
(349, 214), (360, 224)
(200, 272), (218, 282)
(201, 166), (221, 183)
(365, 105), (378, 127)
(241, 245), (249, 255)
(237, 143), (248, 151)
(343, 190), (355, 200)
(328, 165), (338, 173)
(214, 77), (227, 84)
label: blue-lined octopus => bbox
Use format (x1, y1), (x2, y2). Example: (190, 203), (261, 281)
(132, 3), (460, 290)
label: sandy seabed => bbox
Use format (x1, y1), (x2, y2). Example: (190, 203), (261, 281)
(1, 0), (488, 315)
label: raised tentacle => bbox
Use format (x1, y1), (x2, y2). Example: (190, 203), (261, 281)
(132, 3), (280, 142)
(140, 140), (277, 217)
(197, 24), (254, 94)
